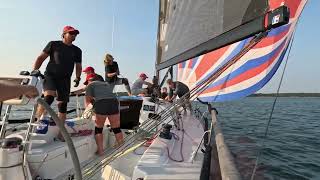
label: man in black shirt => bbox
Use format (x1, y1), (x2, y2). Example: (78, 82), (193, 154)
(32, 26), (82, 131)
(104, 53), (131, 95)
(161, 87), (168, 99)
(166, 79), (192, 112)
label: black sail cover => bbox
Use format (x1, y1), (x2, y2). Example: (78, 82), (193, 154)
(156, 0), (269, 70)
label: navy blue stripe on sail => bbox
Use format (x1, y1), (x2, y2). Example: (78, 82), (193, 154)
(205, 38), (287, 90)
(198, 42), (290, 102)
(195, 38), (249, 86)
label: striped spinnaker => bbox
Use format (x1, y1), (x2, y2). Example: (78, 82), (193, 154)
(177, 0), (307, 102)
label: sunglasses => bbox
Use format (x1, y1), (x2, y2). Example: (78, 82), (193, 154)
(68, 31), (78, 35)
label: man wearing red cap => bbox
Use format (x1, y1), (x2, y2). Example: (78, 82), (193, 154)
(131, 73), (152, 96)
(32, 26), (82, 139)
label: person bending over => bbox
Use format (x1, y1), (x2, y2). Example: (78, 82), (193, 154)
(131, 73), (152, 96)
(166, 79), (192, 112)
(85, 74), (123, 156)
(72, 66), (104, 95)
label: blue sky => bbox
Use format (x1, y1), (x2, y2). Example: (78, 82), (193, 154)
(0, 0), (318, 93)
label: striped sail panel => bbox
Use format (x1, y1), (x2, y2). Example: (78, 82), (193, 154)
(176, 0), (307, 102)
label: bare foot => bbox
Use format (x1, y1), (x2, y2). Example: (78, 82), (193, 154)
(95, 150), (104, 156)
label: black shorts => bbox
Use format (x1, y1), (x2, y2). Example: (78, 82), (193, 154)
(43, 75), (71, 102)
(93, 98), (119, 115)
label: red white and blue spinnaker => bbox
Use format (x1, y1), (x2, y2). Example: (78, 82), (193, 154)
(176, 0), (307, 102)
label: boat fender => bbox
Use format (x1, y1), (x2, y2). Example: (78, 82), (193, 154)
(57, 101), (67, 113)
(95, 127), (103, 135)
(44, 95), (54, 105)
(111, 127), (122, 134)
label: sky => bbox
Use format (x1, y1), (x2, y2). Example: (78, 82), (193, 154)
(0, 0), (319, 93)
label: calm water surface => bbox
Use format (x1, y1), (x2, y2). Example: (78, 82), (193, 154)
(196, 97), (320, 180)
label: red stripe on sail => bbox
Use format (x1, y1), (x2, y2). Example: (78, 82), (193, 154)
(269, 0), (301, 18)
(285, 0), (301, 18)
(253, 27), (289, 48)
(188, 59), (193, 68)
(194, 46), (229, 80)
(201, 41), (286, 94)
(269, 0), (284, 10)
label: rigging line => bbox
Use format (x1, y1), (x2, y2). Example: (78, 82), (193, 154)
(189, 32), (268, 101)
(83, 33), (268, 171)
(84, 104), (189, 178)
(84, 112), (185, 179)
(86, 26), (280, 179)
(83, 129), (164, 179)
(186, 33), (264, 100)
(83, 115), (176, 178)
(82, 36), (267, 176)
(83, 103), (190, 177)
(84, 96), (202, 178)
(82, 114), (166, 169)
(83, 122), (163, 175)
(250, 28), (298, 180)
(111, 0), (115, 50)
(84, 32), (266, 174)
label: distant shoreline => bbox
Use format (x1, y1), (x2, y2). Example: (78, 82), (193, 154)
(249, 93), (320, 97)
(113, 92), (320, 97)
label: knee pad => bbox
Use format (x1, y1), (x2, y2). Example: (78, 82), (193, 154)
(122, 78), (129, 85)
(44, 95), (54, 105)
(57, 102), (68, 113)
(111, 127), (122, 134)
(95, 127), (103, 135)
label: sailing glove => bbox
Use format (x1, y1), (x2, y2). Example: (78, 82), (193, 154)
(73, 77), (81, 87)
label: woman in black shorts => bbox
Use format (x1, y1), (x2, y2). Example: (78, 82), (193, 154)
(85, 74), (123, 155)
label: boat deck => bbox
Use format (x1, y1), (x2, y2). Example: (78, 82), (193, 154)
(131, 111), (205, 180)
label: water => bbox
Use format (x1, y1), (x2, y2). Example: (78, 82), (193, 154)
(2, 97), (319, 179)
(195, 97), (320, 180)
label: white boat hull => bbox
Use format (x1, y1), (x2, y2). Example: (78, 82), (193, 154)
(1, 98), (205, 180)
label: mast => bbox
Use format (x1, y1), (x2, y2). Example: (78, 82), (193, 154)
(155, 0), (166, 79)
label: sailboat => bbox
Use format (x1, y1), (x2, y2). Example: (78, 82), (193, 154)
(0, 0), (308, 180)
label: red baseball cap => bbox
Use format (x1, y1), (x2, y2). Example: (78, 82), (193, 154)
(139, 73), (148, 78)
(82, 66), (95, 72)
(83, 73), (97, 85)
(63, 26), (79, 34)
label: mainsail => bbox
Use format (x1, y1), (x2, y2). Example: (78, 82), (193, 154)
(157, 0), (271, 70)
(174, 0), (307, 102)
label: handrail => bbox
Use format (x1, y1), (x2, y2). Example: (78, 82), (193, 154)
(210, 109), (241, 180)
(37, 98), (82, 180)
